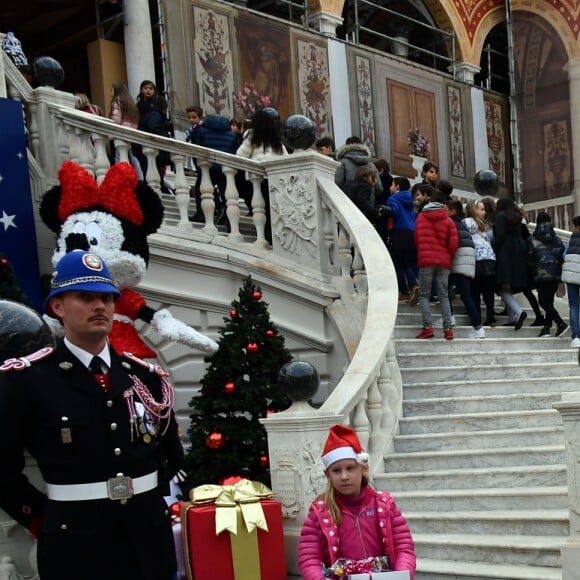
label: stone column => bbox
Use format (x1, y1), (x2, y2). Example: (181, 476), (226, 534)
(0, 33), (7, 99)
(566, 58), (580, 215)
(453, 62), (481, 85)
(123, 0), (156, 98)
(554, 392), (580, 578)
(307, 0), (345, 36)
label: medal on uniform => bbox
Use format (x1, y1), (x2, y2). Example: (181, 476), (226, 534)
(142, 433), (152, 444)
(61, 428), (72, 444)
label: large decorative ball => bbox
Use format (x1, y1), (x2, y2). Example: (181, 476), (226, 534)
(281, 115), (316, 151)
(206, 430), (224, 450)
(0, 300), (55, 362)
(277, 360), (319, 402)
(31, 56), (65, 88)
(474, 169), (499, 197)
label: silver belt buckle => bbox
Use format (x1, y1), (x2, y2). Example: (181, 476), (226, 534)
(107, 476), (134, 500)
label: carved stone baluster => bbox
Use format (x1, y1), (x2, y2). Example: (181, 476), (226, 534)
(56, 119), (71, 166)
(114, 139), (130, 163)
(352, 245), (367, 297)
(198, 160), (217, 233)
(77, 129), (95, 173)
(365, 376), (383, 466)
(352, 399), (370, 454)
(223, 165), (241, 239)
(92, 133), (111, 184)
(337, 224), (355, 295)
(26, 102), (40, 160)
(321, 200), (337, 273)
(249, 173), (267, 245)
(67, 125), (81, 164)
(172, 154), (193, 232)
(142, 146), (161, 192)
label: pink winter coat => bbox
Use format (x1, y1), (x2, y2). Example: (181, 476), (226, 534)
(414, 202), (459, 269)
(298, 486), (416, 580)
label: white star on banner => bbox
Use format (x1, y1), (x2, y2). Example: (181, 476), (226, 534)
(0, 211), (16, 230)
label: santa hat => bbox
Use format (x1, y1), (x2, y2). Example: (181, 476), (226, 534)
(321, 424), (369, 469)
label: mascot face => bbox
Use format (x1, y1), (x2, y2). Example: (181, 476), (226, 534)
(40, 161), (164, 292)
(53, 211), (146, 289)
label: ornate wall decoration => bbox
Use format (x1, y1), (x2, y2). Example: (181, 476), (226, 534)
(451, 0), (504, 41)
(447, 86), (466, 178)
(355, 55), (376, 155)
(296, 38), (332, 138)
(269, 456), (303, 519)
(192, 5), (235, 117)
(543, 119), (572, 199)
(270, 174), (319, 257)
(236, 13), (293, 118)
(484, 95), (507, 185)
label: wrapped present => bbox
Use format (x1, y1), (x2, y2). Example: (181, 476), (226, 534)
(181, 479), (287, 580)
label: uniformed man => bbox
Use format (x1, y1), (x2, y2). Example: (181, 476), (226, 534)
(0, 251), (184, 580)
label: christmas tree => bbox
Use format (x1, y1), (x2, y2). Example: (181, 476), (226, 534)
(182, 276), (292, 490)
(0, 252), (33, 307)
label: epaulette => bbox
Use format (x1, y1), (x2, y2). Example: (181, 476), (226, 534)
(122, 352), (170, 378)
(0, 346), (55, 372)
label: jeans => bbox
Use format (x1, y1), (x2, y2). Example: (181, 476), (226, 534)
(568, 284), (580, 338)
(449, 273), (482, 328)
(419, 266), (452, 327)
(391, 249), (418, 293)
(500, 290), (523, 322)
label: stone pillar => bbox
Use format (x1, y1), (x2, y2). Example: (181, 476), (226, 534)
(0, 33), (7, 99)
(566, 58), (580, 215)
(453, 62), (481, 85)
(307, 0), (345, 36)
(554, 392), (580, 578)
(123, 0), (156, 98)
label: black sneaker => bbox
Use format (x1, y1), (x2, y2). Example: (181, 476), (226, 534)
(530, 317), (546, 327)
(556, 323), (569, 337)
(515, 311), (527, 331)
(538, 327), (551, 337)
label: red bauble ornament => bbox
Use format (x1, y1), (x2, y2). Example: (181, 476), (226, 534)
(252, 290), (262, 300)
(247, 342), (259, 353)
(260, 454), (269, 467)
(230, 309), (238, 319)
(206, 431), (224, 449)
(224, 381), (236, 393)
(219, 475), (245, 485)
(266, 329), (275, 337)
(0, 259), (7, 266)
(169, 501), (183, 517)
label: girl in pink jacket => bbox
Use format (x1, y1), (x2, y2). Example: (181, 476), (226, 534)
(298, 425), (416, 579)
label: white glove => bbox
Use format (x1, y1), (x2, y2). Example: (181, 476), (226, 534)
(42, 314), (65, 337)
(151, 309), (218, 354)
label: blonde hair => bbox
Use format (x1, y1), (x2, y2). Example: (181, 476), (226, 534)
(320, 473), (370, 525)
(465, 199), (489, 233)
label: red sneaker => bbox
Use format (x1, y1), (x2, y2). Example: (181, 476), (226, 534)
(444, 327), (454, 340)
(416, 326), (434, 339)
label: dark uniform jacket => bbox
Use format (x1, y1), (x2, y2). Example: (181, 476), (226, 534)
(0, 339), (184, 580)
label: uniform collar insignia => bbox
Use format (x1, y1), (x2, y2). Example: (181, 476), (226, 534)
(122, 361), (131, 369)
(59, 361), (73, 370)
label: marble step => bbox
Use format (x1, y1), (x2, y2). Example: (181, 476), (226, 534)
(395, 336), (577, 354)
(394, 426), (564, 452)
(403, 376), (580, 400)
(397, 348), (575, 368)
(399, 409), (560, 435)
(384, 445), (565, 471)
(394, 324), (571, 339)
(403, 392), (563, 415)
(401, 361), (578, 383)
(391, 486), (568, 512)
(406, 509), (568, 536)
(375, 464), (566, 492)
(416, 549), (562, 579)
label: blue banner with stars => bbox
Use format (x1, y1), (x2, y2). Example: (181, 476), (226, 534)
(0, 97), (43, 312)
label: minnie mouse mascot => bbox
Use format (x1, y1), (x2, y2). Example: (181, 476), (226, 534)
(40, 160), (218, 358)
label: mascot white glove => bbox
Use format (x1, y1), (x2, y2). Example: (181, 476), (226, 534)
(151, 309), (218, 354)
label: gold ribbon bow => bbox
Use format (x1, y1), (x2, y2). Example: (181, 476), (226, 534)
(188, 479), (274, 580)
(190, 479), (273, 535)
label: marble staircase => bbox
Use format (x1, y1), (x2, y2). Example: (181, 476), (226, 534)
(379, 299), (580, 580)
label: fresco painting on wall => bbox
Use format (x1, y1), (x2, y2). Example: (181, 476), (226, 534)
(193, 5), (235, 117)
(236, 13), (293, 119)
(355, 55), (376, 154)
(543, 119), (572, 199)
(484, 96), (507, 185)
(296, 37), (332, 138)
(447, 86), (466, 178)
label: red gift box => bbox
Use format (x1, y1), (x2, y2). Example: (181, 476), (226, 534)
(181, 485), (286, 580)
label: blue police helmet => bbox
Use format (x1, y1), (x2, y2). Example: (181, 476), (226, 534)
(44, 251), (120, 315)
